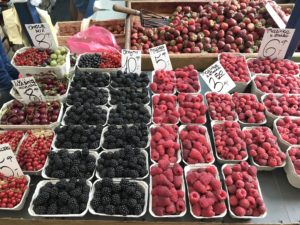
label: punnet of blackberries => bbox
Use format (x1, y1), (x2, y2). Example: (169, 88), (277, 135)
(66, 86), (108, 105)
(32, 179), (90, 215)
(110, 70), (149, 88)
(63, 104), (107, 125)
(54, 125), (102, 149)
(108, 104), (150, 125)
(45, 149), (96, 179)
(78, 54), (101, 68)
(72, 71), (109, 88)
(109, 87), (149, 105)
(90, 178), (145, 216)
(102, 124), (149, 149)
(97, 147), (148, 178)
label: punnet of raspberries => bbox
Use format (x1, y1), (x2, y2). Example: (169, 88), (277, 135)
(0, 130), (24, 152)
(244, 127), (286, 167)
(288, 147), (300, 175)
(180, 125), (214, 164)
(0, 173), (28, 209)
(232, 93), (266, 124)
(178, 93), (207, 124)
(220, 53), (250, 82)
(263, 94), (300, 117)
(247, 57), (299, 76)
(152, 94), (179, 124)
(213, 121), (247, 162)
(150, 125), (180, 163)
(150, 161), (186, 216)
(276, 117), (300, 145)
(223, 162), (267, 217)
(186, 166), (227, 217)
(175, 65), (200, 93)
(206, 92), (237, 121)
(150, 70), (176, 94)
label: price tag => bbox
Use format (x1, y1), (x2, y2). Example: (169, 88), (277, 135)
(0, 144), (23, 177)
(258, 28), (295, 59)
(12, 77), (46, 104)
(265, 3), (286, 29)
(202, 61), (236, 93)
(121, 49), (142, 74)
(149, 44), (173, 71)
(25, 23), (57, 49)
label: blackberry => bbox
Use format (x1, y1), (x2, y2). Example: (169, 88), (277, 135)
(112, 184), (121, 193)
(101, 196), (110, 205)
(47, 203), (58, 214)
(127, 198), (137, 208)
(101, 187), (111, 196)
(111, 194), (121, 206)
(58, 191), (70, 203)
(105, 205), (116, 215)
(59, 206), (71, 214)
(51, 170), (65, 179)
(96, 205), (104, 213)
(33, 205), (46, 214)
(133, 191), (143, 200)
(118, 205), (129, 216)
(134, 204), (143, 215)
(91, 198), (101, 209)
(33, 191), (50, 205)
(70, 188), (82, 197)
(125, 186), (136, 195)
(79, 203), (87, 212)
(120, 179), (130, 189)
(101, 178), (113, 187)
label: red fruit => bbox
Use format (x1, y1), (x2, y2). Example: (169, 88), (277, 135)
(153, 94), (179, 124)
(276, 117), (300, 145)
(150, 70), (176, 94)
(175, 65), (200, 93)
(189, 191), (200, 204)
(288, 147), (300, 175)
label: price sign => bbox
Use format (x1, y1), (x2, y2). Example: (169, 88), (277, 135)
(25, 23), (57, 49)
(0, 144), (23, 177)
(12, 77), (46, 104)
(202, 61), (236, 93)
(121, 49), (142, 74)
(149, 44), (173, 71)
(258, 28), (295, 59)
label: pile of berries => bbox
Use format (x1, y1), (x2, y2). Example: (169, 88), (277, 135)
(150, 161), (186, 216)
(110, 87), (149, 105)
(276, 117), (300, 145)
(78, 52), (121, 68)
(152, 94), (179, 124)
(0, 130), (24, 152)
(186, 166), (227, 217)
(175, 65), (200, 93)
(150, 70), (176, 94)
(72, 71), (110, 88)
(110, 71), (149, 88)
(288, 147), (300, 175)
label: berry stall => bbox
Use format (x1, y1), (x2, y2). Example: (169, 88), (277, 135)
(0, 0), (300, 225)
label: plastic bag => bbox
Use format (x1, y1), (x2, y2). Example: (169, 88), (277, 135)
(67, 26), (121, 54)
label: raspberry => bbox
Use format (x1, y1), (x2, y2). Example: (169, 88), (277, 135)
(216, 190), (227, 200)
(156, 197), (171, 207)
(189, 191), (200, 204)
(164, 168), (174, 182)
(176, 199), (186, 212)
(173, 176), (182, 189)
(202, 206), (215, 217)
(170, 188), (178, 202)
(150, 166), (163, 176)
(236, 188), (247, 199)
(199, 172), (213, 185)
(158, 159), (169, 170)
(155, 186), (171, 197)
(173, 164), (183, 176)
(199, 197), (214, 208)
(192, 203), (202, 216)
(152, 207), (165, 216)
(239, 198), (250, 209)
(234, 206), (246, 216)
(166, 203), (176, 214)
(230, 195), (238, 206)
(213, 202), (226, 215)
(186, 172), (198, 185)
(193, 181), (206, 194)
(210, 179), (221, 190)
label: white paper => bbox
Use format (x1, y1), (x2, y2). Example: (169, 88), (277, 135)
(258, 28), (295, 59)
(12, 77), (46, 104)
(25, 23), (57, 49)
(0, 144), (24, 177)
(202, 61), (236, 93)
(149, 44), (173, 71)
(265, 3), (286, 29)
(121, 49), (142, 74)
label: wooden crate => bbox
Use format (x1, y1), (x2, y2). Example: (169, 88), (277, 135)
(125, 1), (299, 70)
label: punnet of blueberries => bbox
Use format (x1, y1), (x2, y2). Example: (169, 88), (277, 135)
(78, 54), (101, 68)
(110, 87), (149, 105)
(110, 70), (149, 88)
(72, 71), (110, 88)
(45, 149), (96, 179)
(90, 178), (145, 216)
(97, 146), (148, 178)
(32, 179), (90, 215)
(108, 104), (150, 125)
(54, 125), (102, 149)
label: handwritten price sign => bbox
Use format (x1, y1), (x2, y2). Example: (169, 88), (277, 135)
(202, 61), (236, 93)
(25, 23), (57, 49)
(258, 28), (295, 59)
(0, 144), (23, 177)
(12, 77), (45, 104)
(149, 44), (173, 71)
(121, 49), (141, 74)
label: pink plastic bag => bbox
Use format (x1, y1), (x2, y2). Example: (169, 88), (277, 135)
(67, 26), (121, 54)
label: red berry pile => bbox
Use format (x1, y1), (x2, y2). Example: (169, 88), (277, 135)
(232, 93), (265, 124)
(175, 65), (200, 93)
(263, 94), (300, 117)
(178, 93), (207, 124)
(220, 53), (250, 82)
(247, 57), (299, 76)
(180, 125), (214, 164)
(206, 92), (237, 121)
(0, 173), (28, 208)
(150, 70), (176, 94)
(244, 127), (286, 167)
(223, 162), (267, 217)
(288, 147), (300, 175)
(151, 161), (186, 216)
(14, 48), (51, 66)
(99, 52), (121, 68)
(254, 74), (300, 94)
(186, 166), (227, 217)
(213, 121), (247, 161)
(150, 125), (180, 163)
(17, 130), (53, 171)
(0, 130), (24, 152)
(276, 117), (300, 145)
(153, 94), (179, 124)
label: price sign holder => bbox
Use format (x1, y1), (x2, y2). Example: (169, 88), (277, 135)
(202, 61), (236, 94)
(121, 49), (142, 74)
(149, 44), (173, 71)
(0, 144), (24, 177)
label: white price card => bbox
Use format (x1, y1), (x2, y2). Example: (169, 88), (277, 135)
(0, 144), (23, 177)
(121, 49), (142, 74)
(258, 28), (295, 59)
(12, 77), (46, 104)
(265, 3), (286, 29)
(149, 44), (173, 71)
(25, 23), (57, 49)
(202, 61), (236, 93)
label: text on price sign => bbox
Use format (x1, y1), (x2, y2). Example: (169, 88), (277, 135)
(149, 44), (173, 71)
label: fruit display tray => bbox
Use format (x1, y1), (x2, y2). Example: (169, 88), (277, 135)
(284, 146), (300, 189)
